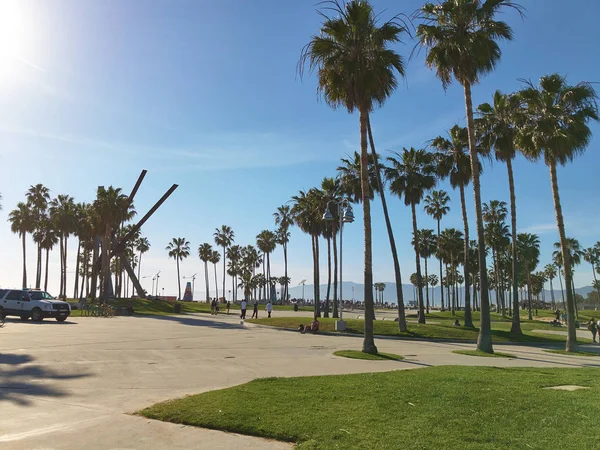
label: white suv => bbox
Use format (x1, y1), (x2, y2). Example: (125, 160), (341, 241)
(0, 289), (71, 322)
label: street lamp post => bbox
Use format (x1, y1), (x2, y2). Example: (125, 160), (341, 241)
(154, 271), (161, 297)
(323, 197), (354, 331)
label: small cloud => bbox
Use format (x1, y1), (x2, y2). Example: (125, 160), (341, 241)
(521, 223), (556, 234)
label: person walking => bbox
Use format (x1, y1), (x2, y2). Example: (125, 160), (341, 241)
(227, 300), (231, 315)
(266, 301), (273, 319)
(240, 299), (247, 320)
(210, 298), (216, 315)
(588, 318), (597, 343)
(251, 299), (259, 319)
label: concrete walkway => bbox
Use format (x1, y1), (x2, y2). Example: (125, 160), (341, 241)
(1, 313), (598, 449)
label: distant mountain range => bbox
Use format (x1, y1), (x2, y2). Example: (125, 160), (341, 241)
(287, 281), (594, 304)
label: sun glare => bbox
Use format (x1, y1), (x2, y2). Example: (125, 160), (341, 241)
(0, 0), (33, 77)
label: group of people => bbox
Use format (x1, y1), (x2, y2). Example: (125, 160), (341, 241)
(239, 299), (273, 320)
(210, 298), (230, 315)
(587, 318), (600, 343)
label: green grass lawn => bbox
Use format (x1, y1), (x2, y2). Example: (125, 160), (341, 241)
(333, 350), (404, 361)
(248, 316), (591, 344)
(452, 350), (516, 358)
(139, 366), (600, 449)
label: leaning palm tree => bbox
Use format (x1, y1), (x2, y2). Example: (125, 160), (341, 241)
(214, 225), (235, 301)
(274, 205), (293, 302)
(166, 237), (191, 300)
(477, 90), (523, 334)
(198, 243), (213, 303)
(417, 0), (524, 353)
(517, 74), (598, 352)
(424, 189), (450, 311)
(431, 125), (479, 327)
(300, 0), (408, 354)
(385, 148), (437, 324)
(8, 202), (33, 288)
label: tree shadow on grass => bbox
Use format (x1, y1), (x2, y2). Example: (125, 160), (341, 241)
(131, 314), (247, 330)
(0, 353), (90, 406)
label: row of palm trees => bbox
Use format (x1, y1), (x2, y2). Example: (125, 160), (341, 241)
(7, 184), (151, 301)
(299, 0), (598, 354)
(167, 209), (293, 302)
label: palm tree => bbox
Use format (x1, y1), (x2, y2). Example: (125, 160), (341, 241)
(291, 188), (325, 316)
(429, 274), (439, 307)
(553, 237), (584, 318)
(227, 245), (242, 302)
(424, 190), (451, 312)
(210, 250), (221, 300)
(385, 148), (437, 324)
(40, 224), (59, 292)
(583, 247), (599, 297)
(8, 202), (34, 288)
(417, 0), (523, 353)
(414, 229), (437, 314)
(432, 125), (479, 327)
(517, 233), (540, 320)
(320, 176), (341, 318)
(300, 0), (408, 354)
(136, 237), (151, 284)
(518, 74), (598, 351)
(483, 200), (509, 316)
(92, 187), (133, 301)
(26, 183), (51, 288)
(166, 238), (191, 300)
(274, 205), (293, 303)
(544, 264), (557, 310)
(477, 90), (523, 333)
(256, 230), (277, 303)
(438, 228), (464, 314)
(198, 243), (213, 303)
(214, 225), (235, 301)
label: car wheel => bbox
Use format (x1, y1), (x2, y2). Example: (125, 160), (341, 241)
(31, 308), (43, 322)
(56, 317), (67, 322)
(20, 315), (29, 321)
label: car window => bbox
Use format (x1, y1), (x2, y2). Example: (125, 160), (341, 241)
(5, 290), (23, 300)
(29, 291), (54, 300)
(0, 289), (7, 299)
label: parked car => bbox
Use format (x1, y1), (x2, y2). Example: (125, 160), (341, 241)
(0, 288), (71, 322)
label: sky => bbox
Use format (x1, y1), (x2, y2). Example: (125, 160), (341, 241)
(0, 0), (599, 301)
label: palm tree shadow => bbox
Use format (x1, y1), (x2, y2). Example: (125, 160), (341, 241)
(132, 314), (247, 330)
(0, 353), (90, 406)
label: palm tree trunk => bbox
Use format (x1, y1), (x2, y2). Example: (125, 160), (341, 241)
(464, 82), (493, 353)
(424, 258), (430, 314)
(549, 163), (578, 351)
(63, 237), (69, 298)
(437, 219), (444, 312)
(73, 240), (81, 299)
(177, 258), (181, 300)
(284, 242), (288, 303)
(44, 248), (50, 291)
(549, 278), (555, 310)
(492, 248), (500, 316)
(80, 253), (86, 299)
(360, 109), (377, 353)
(204, 261), (209, 302)
(221, 247), (227, 301)
(59, 235), (64, 295)
(459, 185), (473, 327)
(102, 227), (111, 302)
(35, 242), (41, 288)
(324, 237), (331, 318)
(508, 155), (522, 333)
(332, 229), (339, 318)
(571, 278), (578, 319)
(558, 268), (566, 310)
(367, 118), (406, 331)
(432, 282), (435, 307)
(214, 263), (219, 301)
(411, 203), (426, 324)
(21, 233), (27, 288)
(527, 274), (533, 320)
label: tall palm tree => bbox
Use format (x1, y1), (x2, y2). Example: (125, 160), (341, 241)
(320, 176), (341, 318)
(214, 225), (234, 301)
(8, 202), (33, 288)
(300, 0), (407, 354)
(477, 90), (523, 333)
(92, 187), (133, 301)
(417, 0), (523, 353)
(583, 247), (599, 296)
(274, 204), (293, 303)
(438, 228), (464, 314)
(424, 190), (451, 311)
(431, 125), (479, 327)
(518, 74), (598, 351)
(414, 229), (437, 314)
(40, 224), (59, 292)
(553, 237), (584, 318)
(544, 264), (557, 310)
(227, 245), (242, 302)
(136, 237), (151, 285)
(386, 148), (437, 324)
(428, 274), (439, 307)
(198, 243), (213, 303)
(26, 183), (51, 288)
(166, 238), (191, 300)
(256, 230), (277, 303)
(210, 250), (221, 300)
(517, 233), (540, 320)
(483, 200), (509, 316)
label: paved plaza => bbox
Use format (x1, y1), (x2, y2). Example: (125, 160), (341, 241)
(1, 312), (599, 449)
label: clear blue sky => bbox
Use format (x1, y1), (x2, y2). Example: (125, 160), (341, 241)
(0, 0), (599, 299)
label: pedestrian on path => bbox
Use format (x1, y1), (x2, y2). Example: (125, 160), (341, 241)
(587, 318), (597, 343)
(251, 300), (259, 319)
(227, 301), (231, 315)
(240, 299), (247, 320)
(266, 301), (273, 318)
(211, 299), (216, 315)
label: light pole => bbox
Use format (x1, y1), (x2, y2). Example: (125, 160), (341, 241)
(298, 279), (306, 304)
(183, 274), (197, 300)
(323, 197), (354, 331)
(155, 271), (161, 297)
